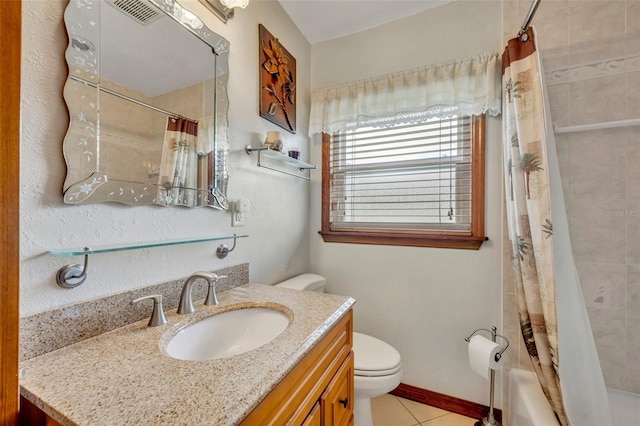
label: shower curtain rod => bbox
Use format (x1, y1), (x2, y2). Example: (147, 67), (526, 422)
(554, 117), (640, 134)
(518, 0), (542, 38)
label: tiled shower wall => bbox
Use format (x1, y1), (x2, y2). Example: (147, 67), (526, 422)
(502, 0), (640, 404)
(94, 77), (211, 185)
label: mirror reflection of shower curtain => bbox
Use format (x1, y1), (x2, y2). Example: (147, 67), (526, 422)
(157, 117), (198, 207)
(502, 27), (611, 426)
(197, 115), (215, 207)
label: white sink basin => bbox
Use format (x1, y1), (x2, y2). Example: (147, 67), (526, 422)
(165, 306), (290, 361)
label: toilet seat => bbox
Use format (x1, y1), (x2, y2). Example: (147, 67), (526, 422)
(353, 332), (402, 377)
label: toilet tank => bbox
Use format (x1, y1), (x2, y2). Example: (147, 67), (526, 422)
(275, 273), (326, 293)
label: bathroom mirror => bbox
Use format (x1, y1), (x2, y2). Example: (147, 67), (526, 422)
(62, 0), (229, 209)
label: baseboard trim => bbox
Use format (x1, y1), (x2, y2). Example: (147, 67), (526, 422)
(390, 383), (501, 423)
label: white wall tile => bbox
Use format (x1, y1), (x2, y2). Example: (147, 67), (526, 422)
(568, 75), (628, 126)
(569, 197), (627, 264)
(577, 262), (626, 308)
(568, 129), (627, 199)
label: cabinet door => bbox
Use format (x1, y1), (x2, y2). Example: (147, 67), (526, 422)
(321, 351), (354, 426)
(241, 311), (353, 426)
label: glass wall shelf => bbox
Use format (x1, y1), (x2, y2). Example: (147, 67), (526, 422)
(49, 234), (248, 289)
(49, 234), (248, 256)
(245, 145), (316, 180)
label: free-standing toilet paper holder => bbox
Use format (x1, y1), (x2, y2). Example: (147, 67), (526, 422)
(465, 326), (510, 426)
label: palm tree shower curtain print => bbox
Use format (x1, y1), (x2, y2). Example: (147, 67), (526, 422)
(502, 27), (568, 426)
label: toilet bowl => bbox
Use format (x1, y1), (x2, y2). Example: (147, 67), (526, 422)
(275, 274), (403, 426)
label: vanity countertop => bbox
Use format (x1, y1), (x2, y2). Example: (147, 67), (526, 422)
(20, 283), (355, 426)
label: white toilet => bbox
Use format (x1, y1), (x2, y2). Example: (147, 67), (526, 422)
(275, 274), (403, 426)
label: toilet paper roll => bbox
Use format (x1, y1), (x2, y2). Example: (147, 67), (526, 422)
(468, 335), (502, 380)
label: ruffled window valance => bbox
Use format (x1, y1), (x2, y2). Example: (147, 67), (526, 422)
(309, 52), (502, 136)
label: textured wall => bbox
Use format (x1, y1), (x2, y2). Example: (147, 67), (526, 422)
(309, 0), (504, 408)
(20, 0), (311, 316)
(502, 0), (640, 402)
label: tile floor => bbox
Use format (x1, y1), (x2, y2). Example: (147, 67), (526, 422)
(371, 394), (478, 426)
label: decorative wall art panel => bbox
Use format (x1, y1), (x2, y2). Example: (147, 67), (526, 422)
(259, 24), (296, 133)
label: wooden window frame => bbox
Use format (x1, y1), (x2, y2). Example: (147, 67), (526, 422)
(319, 115), (487, 250)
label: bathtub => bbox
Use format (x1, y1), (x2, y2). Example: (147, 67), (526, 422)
(509, 368), (640, 426)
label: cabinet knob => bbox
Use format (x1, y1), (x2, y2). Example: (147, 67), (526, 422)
(339, 398), (348, 408)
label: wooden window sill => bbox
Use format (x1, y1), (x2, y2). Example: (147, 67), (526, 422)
(319, 230), (487, 250)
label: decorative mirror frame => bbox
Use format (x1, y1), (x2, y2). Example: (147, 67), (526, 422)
(62, 0), (230, 209)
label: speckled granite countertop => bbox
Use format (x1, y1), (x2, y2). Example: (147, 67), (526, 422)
(20, 284), (355, 426)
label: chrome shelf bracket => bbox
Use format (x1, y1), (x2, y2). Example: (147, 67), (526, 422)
(56, 247), (90, 289)
(216, 234), (239, 259)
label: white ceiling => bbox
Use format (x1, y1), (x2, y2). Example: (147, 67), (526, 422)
(277, 0), (456, 45)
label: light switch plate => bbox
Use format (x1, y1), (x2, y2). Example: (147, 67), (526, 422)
(237, 198), (249, 212)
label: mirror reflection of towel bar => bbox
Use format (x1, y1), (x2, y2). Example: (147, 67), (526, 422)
(69, 75), (198, 123)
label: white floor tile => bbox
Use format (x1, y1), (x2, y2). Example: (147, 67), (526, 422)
(370, 394), (478, 426)
(371, 394), (419, 426)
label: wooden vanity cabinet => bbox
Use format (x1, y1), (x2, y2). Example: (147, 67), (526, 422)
(299, 351), (353, 426)
(240, 309), (354, 426)
(19, 397), (61, 426)
(301, 402), (322, 426)
(321, 351), (354, 426)
(20, 309), (354, 426)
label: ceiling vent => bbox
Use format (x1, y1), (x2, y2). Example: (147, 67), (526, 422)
(106, 0), (164, 26)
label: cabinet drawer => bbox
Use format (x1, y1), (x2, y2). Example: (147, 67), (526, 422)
(322, 351), (354, 426)
(301, 401), (322, 426)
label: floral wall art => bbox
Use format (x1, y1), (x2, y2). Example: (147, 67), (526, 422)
(259, 24), (296, 133)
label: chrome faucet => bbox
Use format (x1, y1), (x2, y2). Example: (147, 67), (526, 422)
(131, 294), (168, 327)
(177, 272), (227, 314)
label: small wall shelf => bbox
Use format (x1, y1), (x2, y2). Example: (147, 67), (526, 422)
(245, 145), (316, 180)
(49, 234), (248, 289)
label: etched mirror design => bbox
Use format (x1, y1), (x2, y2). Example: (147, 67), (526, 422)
(62, 0), (230, 209)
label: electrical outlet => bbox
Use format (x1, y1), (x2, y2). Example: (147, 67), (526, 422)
(232, 199), (248, 227)
(232, 211), (244, 227)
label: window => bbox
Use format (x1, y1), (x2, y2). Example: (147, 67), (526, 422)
(320, 115), (486, 249)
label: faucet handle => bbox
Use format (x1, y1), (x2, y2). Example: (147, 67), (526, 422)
(131, 294), (168, 327)
(204, 274), (227, 306)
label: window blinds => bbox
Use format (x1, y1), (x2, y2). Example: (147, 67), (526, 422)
(329, 116), (473, 233)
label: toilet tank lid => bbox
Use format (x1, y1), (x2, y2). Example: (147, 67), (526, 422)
(275, 273), (326, 291)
